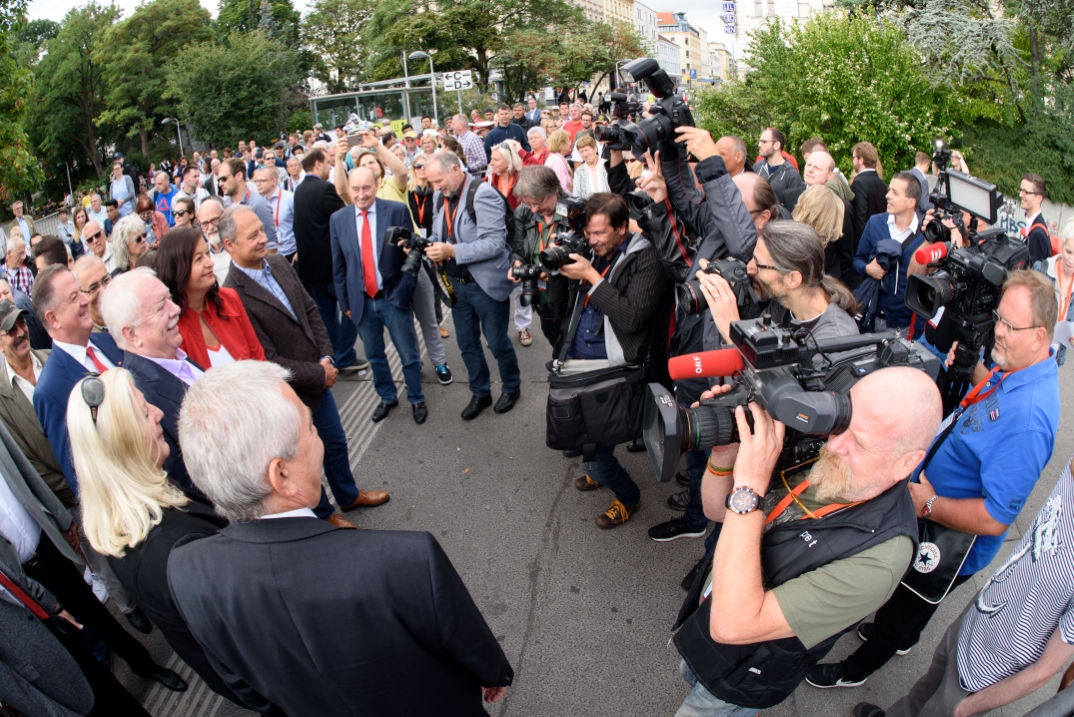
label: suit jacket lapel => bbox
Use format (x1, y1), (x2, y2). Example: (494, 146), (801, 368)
(230, 265), (301, 328)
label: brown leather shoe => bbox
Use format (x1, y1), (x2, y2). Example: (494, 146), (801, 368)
(595, 499), (639, 529)
(574, 474), (600, 492)
(326, 513), (358, 529)
(343, 491), (390, 509)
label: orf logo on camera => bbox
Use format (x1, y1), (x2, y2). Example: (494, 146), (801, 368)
(693, 355), (703, 374)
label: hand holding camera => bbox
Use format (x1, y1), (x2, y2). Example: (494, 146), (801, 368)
(558, 253), (599, 284)
(674, 127), (718, 162)
(695, 258), (742, 341)
(732, 402), (786, 497)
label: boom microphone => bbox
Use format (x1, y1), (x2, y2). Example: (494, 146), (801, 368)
(668, 349), (746, 381)
(914, 242), (950, 265)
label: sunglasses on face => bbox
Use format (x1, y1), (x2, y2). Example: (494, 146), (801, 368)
(173, 210), (188, 218)
(413, 164), (426, 170)
(87, 231), (103, 241)
(134, 233), (146, 244)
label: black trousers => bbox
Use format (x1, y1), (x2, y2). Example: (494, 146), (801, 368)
(23, 537), (156, 677)
(842, 574), (974, 681)
(43, 617), (151, 717)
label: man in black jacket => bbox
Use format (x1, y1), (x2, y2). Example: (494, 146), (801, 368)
(559, 193), (671, 529)
(1021, 173), (1051, 266)
(170, 361), (513, 717)
(292, 148), (366, 372)
(671, 368), (941, 715)
(850, 142), (889, 244)
(753, 127), (805, 213)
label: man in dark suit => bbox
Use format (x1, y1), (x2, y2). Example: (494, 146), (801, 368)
(203, 158), (221, 197)
(31, 266), (124, 493)
(331, 167), (425, 424)
(169, 361), (513, 717)
(802, 150), (858, 287)
(293, 147), (366, 372)
(221, 205), (388, 527)
(97, 268), (206, 500)
(1021, 173), (1052, 266)
(850, 141), (889, 245)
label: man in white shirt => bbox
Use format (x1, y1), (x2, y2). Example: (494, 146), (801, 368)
(174, 164), (210, 210)
(86, 194), (107, 227)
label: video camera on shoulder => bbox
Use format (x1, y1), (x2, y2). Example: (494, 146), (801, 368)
(906, 140), (1030, 398)
(642, 314), (941, 482)
(384, 226), (428, 275)
(539, 197), (592, 271)
(591, 58), (695, 160)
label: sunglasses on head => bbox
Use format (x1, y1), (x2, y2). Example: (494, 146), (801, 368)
(82, 374), (105, 425)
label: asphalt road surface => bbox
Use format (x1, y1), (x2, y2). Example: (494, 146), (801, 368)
(114, 311), (1074, 717)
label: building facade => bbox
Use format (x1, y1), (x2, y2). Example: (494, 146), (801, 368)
(656, 35), (681, 79)
(720, 0), (836, 74)
(634, 0), (658, 53)
(656, 11), (711, 87)
(569, 0), (604, 23)
(603, 0), (635, 26)
(708, 41), (733, 82)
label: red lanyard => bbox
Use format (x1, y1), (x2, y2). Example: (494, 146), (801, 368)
(273, 192), (281, 227)
(1059, 270), (1073, 321)
(582, 262), (613, 307)
(960, 366), (1018, 409)
(443, 196), (463, 239)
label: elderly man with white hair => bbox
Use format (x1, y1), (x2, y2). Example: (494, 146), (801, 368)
(168, 360), (514, 716)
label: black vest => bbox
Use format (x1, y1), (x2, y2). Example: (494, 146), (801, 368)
(673, 477), (919, 709)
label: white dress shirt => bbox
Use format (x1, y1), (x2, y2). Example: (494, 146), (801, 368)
(886, 212), (920, 245)
(5, 353), (42, 403)
(265, 188), (296, 256)
(0, 470), (41, 563)
(143, 348), (204, 386)
(354, 203), (383, 291)
(52, 338), (117, 373)
(260, 506), (317, 520)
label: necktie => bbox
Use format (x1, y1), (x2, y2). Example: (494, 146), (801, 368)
(85, 345), (109, 373)
(361, 211), (378, 297)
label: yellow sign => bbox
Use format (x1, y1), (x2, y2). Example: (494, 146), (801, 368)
(391, 119), (406, 137)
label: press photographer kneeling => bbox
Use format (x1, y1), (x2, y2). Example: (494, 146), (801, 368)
(672, 367), (942, 716)
(551, 192), (671, 528)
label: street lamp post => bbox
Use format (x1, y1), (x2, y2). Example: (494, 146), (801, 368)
(57, 161), (73, 205)
(409, 51), (438, 127)
(162, 117), (184, 158)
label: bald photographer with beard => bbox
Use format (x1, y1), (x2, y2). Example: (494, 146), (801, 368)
(672, 367), (942, 717)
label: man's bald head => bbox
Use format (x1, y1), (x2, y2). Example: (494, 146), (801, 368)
(854, 367), (942, 456)
(733, 172), (780, 233)
(716, 136), (747, 176)
(348, 166), (378, 210)
(803, 150), (836, 187)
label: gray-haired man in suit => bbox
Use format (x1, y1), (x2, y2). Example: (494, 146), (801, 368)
(425, 151), (521, 420)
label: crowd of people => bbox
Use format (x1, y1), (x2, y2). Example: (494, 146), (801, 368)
(2, 94), (1074, 717)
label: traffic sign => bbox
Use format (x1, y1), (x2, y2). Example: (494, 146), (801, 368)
(443, 70), (473, 91)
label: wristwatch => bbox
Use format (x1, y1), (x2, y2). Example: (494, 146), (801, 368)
(922, 494), (940, 518)
(725, 486), (763, 515)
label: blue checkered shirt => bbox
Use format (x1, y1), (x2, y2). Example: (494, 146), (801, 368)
(235, 259), (296, 320)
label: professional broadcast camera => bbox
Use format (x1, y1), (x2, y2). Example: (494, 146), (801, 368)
(676, 259), (757, 317)
(643, 314), (941, 482)
(385, 226), (428, 275)
(905, 140), (1030, 408)
(512, 264), (542, 306)
(539, 197), (591, 271)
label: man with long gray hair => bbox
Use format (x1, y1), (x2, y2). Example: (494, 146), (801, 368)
(169, 360), (515, 715)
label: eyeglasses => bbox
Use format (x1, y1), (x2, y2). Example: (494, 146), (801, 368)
(173, 210), (188, 218)
(87, 231), (103, 241)
(1019, 188), (1041, 196)
(992, 310), (1040, 333)
(413, 164), (426, 170)
(754, 262), (785, 272)
(81, 374), (105, 425)
(134, 233), (146, 244)
(759, 138), (774, 145)
(80, 274), (112, 295)
(201, 217), (220, 228)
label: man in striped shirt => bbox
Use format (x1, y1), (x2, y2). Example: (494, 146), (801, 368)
(450, 114), (487, 173)
(856, 455), (1074, 717)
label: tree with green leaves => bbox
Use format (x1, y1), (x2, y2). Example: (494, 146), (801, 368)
(0, 0), (43, 201)
(301, 0), (374, 93)
(96, 0), (213, 159)
(13, 17), (57, 68)
(27, 2), (119, 177)
(217, 0), (300, 47)
(165, 30), (300, 148)
(555, 21), (648, 96)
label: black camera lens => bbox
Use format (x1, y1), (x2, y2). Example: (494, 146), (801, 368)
(906, 273), (957, 317)
(923, 219), (950, 244)
(402, 248), (425, 275)
(539, 245), (572, 271)
(676, 279), (707, 316)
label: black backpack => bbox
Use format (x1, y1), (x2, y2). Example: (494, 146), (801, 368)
(464, 177), (515, 248)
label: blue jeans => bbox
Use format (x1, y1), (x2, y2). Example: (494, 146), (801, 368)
(684, 449), (711, 532)
(676, 661), (760, 717)
(453, 280), (521, 398)
(355, 296), (424, 404)
(309, 281), (359, 369)
(584, 445), (640, 507)
(311, 390), (360, 516)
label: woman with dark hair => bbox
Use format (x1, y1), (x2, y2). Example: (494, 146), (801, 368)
(136, 194), (168, 246)
(154, 228), (265, 368)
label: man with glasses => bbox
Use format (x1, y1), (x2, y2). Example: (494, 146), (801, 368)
(753, 127), (804, 212)
(72, 255), (110, 331)
(217, 157), (278, 252)
(808, 269), (1061, 691)
(4, 236), (33, 296)
(254, 166), (296, 262)
(196, 196), (232, 284)
(82, 220), (112, 273)
(1020, 173), (1052, 266)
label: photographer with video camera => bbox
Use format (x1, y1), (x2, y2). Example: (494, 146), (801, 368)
(808, 269), (1061, 691)
(672, 367), (942, 716)
(553, 192), (671, 528)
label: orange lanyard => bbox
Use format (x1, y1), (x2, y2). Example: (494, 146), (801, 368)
(273, 192), (281, 227)
(443, 196), (462, 239)
(763, 479), (859, 526)
(1059, 270), (1073, 321)
(582, 262), (613, 307)
(536, 220), (556, 254)
(959, 366), (1018, 409)
(414, 192), (429, 226)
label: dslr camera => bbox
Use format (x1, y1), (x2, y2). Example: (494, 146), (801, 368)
(512, 264), (542, 307)
(593, 91), (642, 152)
(643, 314), (941, 482)
(591, 58), (695, 160)
(539, 197), (592, 271)
(385, 226), (429, 276)
(676, 259), (757, 316)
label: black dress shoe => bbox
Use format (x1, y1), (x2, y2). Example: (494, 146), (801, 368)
(412, 402), (428, 424)
(562, 449), (582, 458)
(461, 395), (492, 420)
(124, 606), (152, 634)
(371, 401), (398, 422)
(626, 437), (646, 452)
(150, 665), (187, 692)
(493, 391), (520, 414)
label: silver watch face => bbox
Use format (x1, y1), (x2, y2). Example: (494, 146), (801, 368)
(728, 488), (759, 514)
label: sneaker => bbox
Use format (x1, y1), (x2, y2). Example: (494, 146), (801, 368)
(857, 622), (912, 656)
(805, 662), (866, 689)
(648, 516), (706, 542)
(595, 499), (639, 529)
(574, 474), (600, 492)
(853, 704), (886, 717)
(667, 489), (690, 511)
(675, 470), (691, 487)
(518, 328), (533, 346)
(435, 363), (453, 385)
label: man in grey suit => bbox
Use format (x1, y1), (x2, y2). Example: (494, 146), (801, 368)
(425, 151), (521, 420)
(911, 150), (935, 214)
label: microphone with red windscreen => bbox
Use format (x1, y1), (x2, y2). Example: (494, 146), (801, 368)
(667, 349), (746, 381)
(914, 242), (950, 265)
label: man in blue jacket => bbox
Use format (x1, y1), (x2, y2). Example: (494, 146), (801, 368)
(483, 105), (530, 161)
(853, 171), (925, 332)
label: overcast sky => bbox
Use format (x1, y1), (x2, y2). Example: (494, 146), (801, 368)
(28, 0), (725, 45)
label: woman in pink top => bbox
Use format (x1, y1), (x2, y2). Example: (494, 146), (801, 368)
(545, 130), (573, 195)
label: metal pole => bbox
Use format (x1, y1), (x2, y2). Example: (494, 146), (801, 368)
(458, 88), (463, 115)
(429, 55), (439, 127)
(402, 52), (411, 123)
(63, 162), (73, 202)
(174, 123), (184, 158)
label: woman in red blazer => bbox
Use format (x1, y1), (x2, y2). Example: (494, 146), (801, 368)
(154, 227), (265, 368)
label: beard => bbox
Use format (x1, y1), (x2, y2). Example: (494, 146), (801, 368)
(808, 445), (855, 502)
(751, 275), (781, 301)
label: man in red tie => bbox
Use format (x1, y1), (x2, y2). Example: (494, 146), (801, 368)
(330, 167), (426, 424)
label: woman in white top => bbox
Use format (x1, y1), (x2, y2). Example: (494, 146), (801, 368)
(571, 134), (609, 200)
(1043, 220), (1074, 366)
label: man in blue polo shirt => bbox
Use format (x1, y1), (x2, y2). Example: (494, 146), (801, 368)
(808, 269), (1060, 690)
